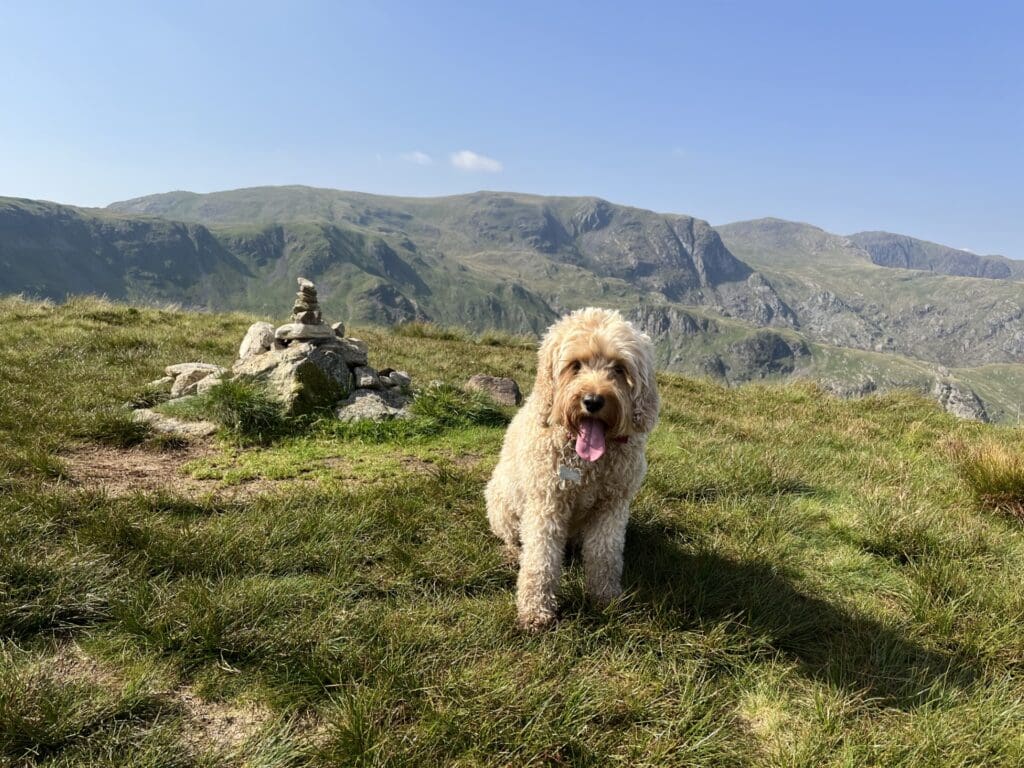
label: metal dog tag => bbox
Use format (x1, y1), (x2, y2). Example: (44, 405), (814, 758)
(557, 465), (582, 486)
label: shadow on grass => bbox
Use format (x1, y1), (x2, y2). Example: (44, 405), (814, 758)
(623, 518), (980, 710)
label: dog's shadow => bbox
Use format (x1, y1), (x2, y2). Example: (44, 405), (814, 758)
(612, 518), (979, 710)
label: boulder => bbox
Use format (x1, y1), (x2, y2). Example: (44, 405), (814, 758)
(331, 321), (346, 337)
(170, 367), (220, 398)
(465, 374), (522, 406)
(238, 322), (275, 360)
(335, 389), (412, 422)
(132, 408), (218, 438)
(166, 362), (224, 378)
(232, 342), (351, 415)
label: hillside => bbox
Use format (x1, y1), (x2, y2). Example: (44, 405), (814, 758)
(7, 187), (1024, 420)
(717, 218), (1024, 368)
(2, 295), (1024, 766)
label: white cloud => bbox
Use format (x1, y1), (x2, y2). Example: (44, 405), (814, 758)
(401, 150), (433, 166)
(450, 149), (503, 173)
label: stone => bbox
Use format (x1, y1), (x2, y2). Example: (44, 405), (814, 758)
(274, 322), (335, 341)
(165, 362), (224, 378)
(331, 321), (346, 337)
(293, 310), (321, 324)
(232, 342), (351, 415)
(932, 379), (989, 422)
(132, 408), (218, 438)
(389, 370), (412, 387)
(465, 374), (522, 406)
(329, 337), (368, 367)
(238, 322), (275, 360)
(145, 376), (174, 391)
(196, 374), (222, 395)
(171, 367), (219, 398)
(335, 389), (412, 422)
(354, 365), (381, 389)
(297, 277), (316, 291)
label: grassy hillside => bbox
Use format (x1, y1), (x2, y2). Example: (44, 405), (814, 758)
(3, 296), (1024, 765)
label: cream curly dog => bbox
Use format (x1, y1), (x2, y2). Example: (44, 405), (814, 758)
(486, 307), (659, 631)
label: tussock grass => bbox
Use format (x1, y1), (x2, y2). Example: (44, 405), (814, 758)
(204, 379), (291, 446)
(949, 436), (1024, 519)
(2, 295), (1024, 765)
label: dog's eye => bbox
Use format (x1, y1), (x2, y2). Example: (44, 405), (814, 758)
(613, 364), (625, 376)
(570, 361), (582, 373)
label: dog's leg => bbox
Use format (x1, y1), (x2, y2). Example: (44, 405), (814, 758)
(582, 502), (630, 607)
(516, 502), (567, 631)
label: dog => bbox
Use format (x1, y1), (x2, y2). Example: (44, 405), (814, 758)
(485, 307), (659, 630)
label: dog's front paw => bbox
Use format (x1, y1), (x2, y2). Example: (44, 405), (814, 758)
(517, 608), (557, 633)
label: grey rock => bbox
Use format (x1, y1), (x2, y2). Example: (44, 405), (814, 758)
(331, 337), (368, 367)
(389, 370), (412, 387)
(331, 321), (346, 337)
(170, 367), (219, 398)
(232, 342), (351, 415)
(335, 389), (412, 422)
(275, 322), (335, 341)
(293, 310), (321, 324)
(465, 374), (521, 406)
(822, 376), (878, 399)
(238, 322), (276, 360)
(165, 362), (224, 378)
(132, 408), (218, 437)
(196, 374), (223, 395)
(354, 365), (381, 389)
(145, 375), (174, 391)
(932, 379), (989, 422)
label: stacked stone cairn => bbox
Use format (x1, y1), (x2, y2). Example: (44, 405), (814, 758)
(136, 277), (414, 427)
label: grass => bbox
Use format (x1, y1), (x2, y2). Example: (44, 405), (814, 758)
(2, 294), (1024, 765)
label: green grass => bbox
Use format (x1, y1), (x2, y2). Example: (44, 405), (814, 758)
(2, 295), (1024, 765)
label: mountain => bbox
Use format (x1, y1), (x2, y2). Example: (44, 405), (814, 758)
(717, 218), (1024, 368)
(0, 197), (249, 306)
(108, 187), (795, 329)
(5, 186), (1024, 421)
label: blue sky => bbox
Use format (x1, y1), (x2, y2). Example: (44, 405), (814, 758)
(1, 1), (1022, 255)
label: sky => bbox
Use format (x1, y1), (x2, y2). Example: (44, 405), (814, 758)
(1, 1), (1022, 255)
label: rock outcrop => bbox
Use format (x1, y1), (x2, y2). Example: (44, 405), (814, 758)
(932, 378), (989, 422)
(465, 374), (522, 406)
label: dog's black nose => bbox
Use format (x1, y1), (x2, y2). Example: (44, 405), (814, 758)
(583, 394), (605, 413)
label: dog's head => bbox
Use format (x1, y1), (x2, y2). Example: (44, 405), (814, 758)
(532, 307), (659, 437)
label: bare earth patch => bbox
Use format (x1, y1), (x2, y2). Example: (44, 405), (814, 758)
(58, 443), (279, 500)
(178, 686), (273, 756)
(45, 642), (122, 691)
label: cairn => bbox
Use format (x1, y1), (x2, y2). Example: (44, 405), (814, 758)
(135, 277), (415, 423)
(275, 278), (335, 342)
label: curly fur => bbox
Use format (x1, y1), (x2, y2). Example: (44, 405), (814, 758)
(485, 307), (660, 630)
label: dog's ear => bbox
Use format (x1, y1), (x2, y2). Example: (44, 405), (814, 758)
(533, 329), (559, 427)
(630, 342), (660, 433)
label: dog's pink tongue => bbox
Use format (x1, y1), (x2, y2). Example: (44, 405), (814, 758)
(575, 418), (607, 462)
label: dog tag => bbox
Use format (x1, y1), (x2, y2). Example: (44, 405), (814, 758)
(558, 465), (582, 486)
